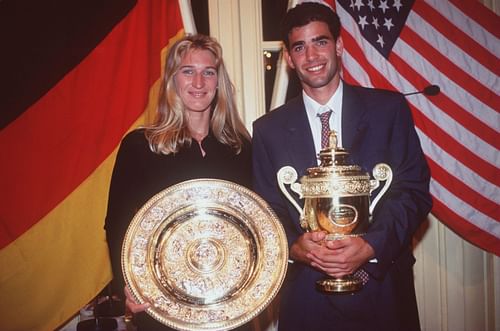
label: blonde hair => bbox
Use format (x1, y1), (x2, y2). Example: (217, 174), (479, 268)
(144, 34), (250, 154)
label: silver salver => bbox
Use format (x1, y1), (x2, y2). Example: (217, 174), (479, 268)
(122, 179), (288, 330)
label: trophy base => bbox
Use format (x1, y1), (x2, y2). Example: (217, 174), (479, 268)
(316, 274), (362, 293)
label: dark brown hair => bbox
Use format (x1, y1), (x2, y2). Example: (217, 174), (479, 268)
(281, 2), (341, 50)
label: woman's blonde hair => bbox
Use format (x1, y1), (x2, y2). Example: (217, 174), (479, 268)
(144, 34), (250, 154)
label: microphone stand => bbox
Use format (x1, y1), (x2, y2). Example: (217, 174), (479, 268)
(403, 84), (440, 97)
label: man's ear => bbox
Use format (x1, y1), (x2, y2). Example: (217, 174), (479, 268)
(336, 36), (344, 57)
(283, 47), (295, 69)
(284, 48), (295, 69)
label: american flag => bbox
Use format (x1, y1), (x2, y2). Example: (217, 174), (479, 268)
(327, 0), (499, 255)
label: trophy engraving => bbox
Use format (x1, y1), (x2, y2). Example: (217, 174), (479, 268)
(277, 131), (392, 293)
(122, 179), (289, 330)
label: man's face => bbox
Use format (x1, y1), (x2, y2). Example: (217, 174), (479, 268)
(285, 21), (343, 97)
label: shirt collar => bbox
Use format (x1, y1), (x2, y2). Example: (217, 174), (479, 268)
(303, 80), (343, 116)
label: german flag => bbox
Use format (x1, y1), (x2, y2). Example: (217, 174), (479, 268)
(0, 1), (184, 329)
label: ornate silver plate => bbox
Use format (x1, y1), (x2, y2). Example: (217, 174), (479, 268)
(122, 179), (288, 331)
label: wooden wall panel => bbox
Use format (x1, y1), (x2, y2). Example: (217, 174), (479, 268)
(414, 214), (499, 331)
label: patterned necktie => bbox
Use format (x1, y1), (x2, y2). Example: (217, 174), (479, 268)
(354, 269), (370, 285)
(318, 109), (333, 149)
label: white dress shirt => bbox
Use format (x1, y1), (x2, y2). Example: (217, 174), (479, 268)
(303, 81), (344, 163)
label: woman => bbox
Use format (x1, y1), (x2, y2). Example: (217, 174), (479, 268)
(104, 34), (252, 330)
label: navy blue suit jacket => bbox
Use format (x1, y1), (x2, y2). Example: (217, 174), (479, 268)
(252, 83), (432, 331)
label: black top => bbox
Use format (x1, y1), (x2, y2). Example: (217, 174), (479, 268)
(104, 129), (252, 330)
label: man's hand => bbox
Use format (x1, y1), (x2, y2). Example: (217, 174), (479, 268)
(124, 286), (150, 314)
(289, 231), (327, 264)
(292, 233), (375, 278)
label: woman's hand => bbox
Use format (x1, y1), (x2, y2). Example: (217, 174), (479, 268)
(124, 286), (150, 314)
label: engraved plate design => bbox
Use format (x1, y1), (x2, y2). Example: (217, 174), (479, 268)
(122, 179), (288, 331)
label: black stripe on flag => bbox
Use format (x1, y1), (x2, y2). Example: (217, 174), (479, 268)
(0, 0), (136, 129)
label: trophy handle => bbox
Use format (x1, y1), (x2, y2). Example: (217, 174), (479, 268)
(277, 166), (304, 217)
(369, 163), (393, 216)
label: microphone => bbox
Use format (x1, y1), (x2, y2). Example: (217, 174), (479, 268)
(403, 85), (440, 96)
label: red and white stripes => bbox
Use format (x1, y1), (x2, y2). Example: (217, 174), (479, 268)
(332, 0), (500, 254)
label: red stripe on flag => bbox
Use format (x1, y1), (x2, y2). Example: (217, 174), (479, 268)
(342, 30), (498, 183)
(449, 0), (500, 39)
(409, 105), (499, 188)
(390, 53), (499, 150)
(344, 31), (498, 181)
(427, 158), (499, 222)
(414, 1), (499, 76)
(399, 27), (500, 115)
(341, 31), (399, 90)
(341, 67), (360, 86)
(0, 0), (183, 249)
(432, 199), (500, 256)
(336, 0), (500, 255)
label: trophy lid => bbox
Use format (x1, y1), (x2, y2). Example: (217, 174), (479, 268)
(306, 131), (367, 178)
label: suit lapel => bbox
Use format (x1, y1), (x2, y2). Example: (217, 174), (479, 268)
(342, 83), (369, 153)
(284, 96), (317, 176)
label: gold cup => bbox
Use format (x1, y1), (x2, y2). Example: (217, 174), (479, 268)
(277, 131), (392, 293)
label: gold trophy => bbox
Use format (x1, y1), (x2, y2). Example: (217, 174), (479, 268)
(277, 131), (392, 293)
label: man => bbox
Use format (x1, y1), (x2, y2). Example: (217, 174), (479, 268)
(252, 2), (432, 331)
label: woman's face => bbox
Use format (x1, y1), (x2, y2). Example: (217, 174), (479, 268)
(175, 49), (218, 115)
